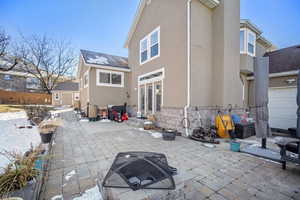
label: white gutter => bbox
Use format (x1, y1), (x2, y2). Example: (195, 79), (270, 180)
(184, 0), (192, 137)
(246, 70), (299, 80)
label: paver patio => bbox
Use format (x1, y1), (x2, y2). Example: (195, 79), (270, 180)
(40, 111), (300, 200)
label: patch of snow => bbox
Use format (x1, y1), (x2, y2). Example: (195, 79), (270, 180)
(80, 119), (89, 122)
(65, 170), (76, 181)
(151, 132), (162, 138)
(202, 143), (215, 148)
(73, 185), (103, 200)
(87, 56), (109, 65)
(51, 194), (63, 200)
(100, 119), (111, 123)
(50, 108), (74, 116)
(0, 111), (41, 172)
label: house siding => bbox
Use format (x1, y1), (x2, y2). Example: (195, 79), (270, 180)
(79, 58), (90, 112)
(128, 0), (188, 108)
(88, 67), (130, 108)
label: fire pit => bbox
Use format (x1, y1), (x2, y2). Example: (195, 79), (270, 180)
(102, 152), (177, 191)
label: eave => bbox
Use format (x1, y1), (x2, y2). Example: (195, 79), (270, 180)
(124, 0), (220, 48)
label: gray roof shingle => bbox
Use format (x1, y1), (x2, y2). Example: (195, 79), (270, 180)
(53, 81), (79, 91)
(265, 45), (300, 74)
(80, 49), (129, 70)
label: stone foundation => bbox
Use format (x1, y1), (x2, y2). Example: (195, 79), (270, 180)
(127, 105), (248, 136)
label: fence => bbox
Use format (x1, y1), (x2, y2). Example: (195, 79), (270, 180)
(0, 89), (52, 105)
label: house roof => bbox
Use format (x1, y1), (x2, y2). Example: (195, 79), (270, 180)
(265, 45), (300, 74)
(240, 19), (262, 35)
(80, 49), (129, 70)
(124, 0), (220, 48)
(53, 81), (79, 91)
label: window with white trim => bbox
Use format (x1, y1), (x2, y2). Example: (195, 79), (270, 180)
(96, 69), (124, 87)
(240, 28), (256, 57)
(4, 74), (12, 81)
(247, 32), (255, 55)
(26, 77), (40, 89)
(140, 27), (160, 64)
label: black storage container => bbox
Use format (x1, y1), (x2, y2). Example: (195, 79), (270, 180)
(235, 123), (255, 139)
(40, 132), (53, 143)
(163, 129), (176, 141)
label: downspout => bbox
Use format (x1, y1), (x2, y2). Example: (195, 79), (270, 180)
(184, 0), (192, 137)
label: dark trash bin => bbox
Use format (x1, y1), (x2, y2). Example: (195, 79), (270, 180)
(163, 129), (176, 141)
(40, 132), (53, 143)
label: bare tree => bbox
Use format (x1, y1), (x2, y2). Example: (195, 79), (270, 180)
(0, 28), (20, 71)
(14, 34), (76, 94)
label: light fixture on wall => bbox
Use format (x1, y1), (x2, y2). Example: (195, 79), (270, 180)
(285, 78), (296, 85)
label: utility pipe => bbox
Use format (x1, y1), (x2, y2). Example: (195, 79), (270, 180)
(184, 0), (192, 137)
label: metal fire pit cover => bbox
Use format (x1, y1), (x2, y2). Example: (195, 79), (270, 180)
(102, 152), (177, 191)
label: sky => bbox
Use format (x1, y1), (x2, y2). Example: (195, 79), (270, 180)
(1, 0), (300, 57)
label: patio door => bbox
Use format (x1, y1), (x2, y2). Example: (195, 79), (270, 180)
(138, 68), (164, 116)
(139, 81), (162, 116)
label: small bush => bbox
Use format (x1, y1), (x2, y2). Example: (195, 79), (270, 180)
(0, 148), (41, 197)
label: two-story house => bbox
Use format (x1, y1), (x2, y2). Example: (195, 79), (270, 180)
(0, 57), (42, 93)
(124, 0), (244, 133)
(79, 0), (288, 135)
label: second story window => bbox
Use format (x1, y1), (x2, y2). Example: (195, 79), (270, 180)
(4, 74), (12, 81)
(240, 28), (256, 57)
(26, 77), (40, 89)
(140, 27), (160, 65)
(96, 69), (124, 87)
(247, 32), (255, 55)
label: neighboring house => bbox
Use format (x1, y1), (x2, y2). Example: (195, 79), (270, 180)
(239, 19), (276, 106)
(247, 45), (300, 130)
(77, 50), (130, 112)
(125, 0), (244, 131)
(52, 81), (80, 106)
(0, 57), (42, 93)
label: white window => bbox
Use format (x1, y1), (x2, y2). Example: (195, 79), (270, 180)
(4, 74), (12, 80)
(140, 27), (160, 65)
(247, 32), (256, 56)
(26, 77), (40, 89)
(240, 30), (245, 52)
(83, 71), (89, 88)
(96, 69), (124, 87)
(240, 28), (256, 57)
(54, 93), (60, 100)
(74, 92), (80, 101)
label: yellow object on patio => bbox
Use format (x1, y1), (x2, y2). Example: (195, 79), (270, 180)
(215, 114), (234, 138)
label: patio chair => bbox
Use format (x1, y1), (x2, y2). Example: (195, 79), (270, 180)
(275, 137), (300, 169)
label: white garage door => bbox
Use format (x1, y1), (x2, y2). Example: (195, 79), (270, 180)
(269, 87), (297, 130)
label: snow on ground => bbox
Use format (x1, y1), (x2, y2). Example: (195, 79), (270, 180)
(65, 170), (76, 181)
(51, 194), (63, 200)
(73, 185), (103, 200)
(50, 107), (74, 117)
(0, 111), (41, 172)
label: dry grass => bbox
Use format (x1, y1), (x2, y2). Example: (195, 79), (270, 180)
(0, 147), (42, 197)
(0, 105), (24, 113)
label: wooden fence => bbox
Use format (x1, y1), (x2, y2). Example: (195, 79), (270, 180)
(0, 90), (52, 105)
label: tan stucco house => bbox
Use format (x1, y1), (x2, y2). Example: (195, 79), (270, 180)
(52, 81), (79, 106)
(77, 50), (130, 113)
(77, 0), (297, 134)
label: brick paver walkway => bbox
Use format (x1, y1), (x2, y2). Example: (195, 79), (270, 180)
(40, 111), (300, 200)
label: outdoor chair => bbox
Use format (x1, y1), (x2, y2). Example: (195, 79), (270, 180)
(276, 137), (300, 169)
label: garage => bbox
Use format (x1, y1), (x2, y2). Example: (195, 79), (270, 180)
(268, 87), (297, 130)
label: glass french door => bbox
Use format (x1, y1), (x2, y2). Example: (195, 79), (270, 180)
(139, 81), (162, 115)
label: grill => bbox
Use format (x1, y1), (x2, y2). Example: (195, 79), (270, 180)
(102, 152), (177, 191)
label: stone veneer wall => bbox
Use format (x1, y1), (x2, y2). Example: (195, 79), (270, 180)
(155, 106), (248, 136)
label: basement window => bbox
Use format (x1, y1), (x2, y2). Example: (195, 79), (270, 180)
(97, 69), (124, 87)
